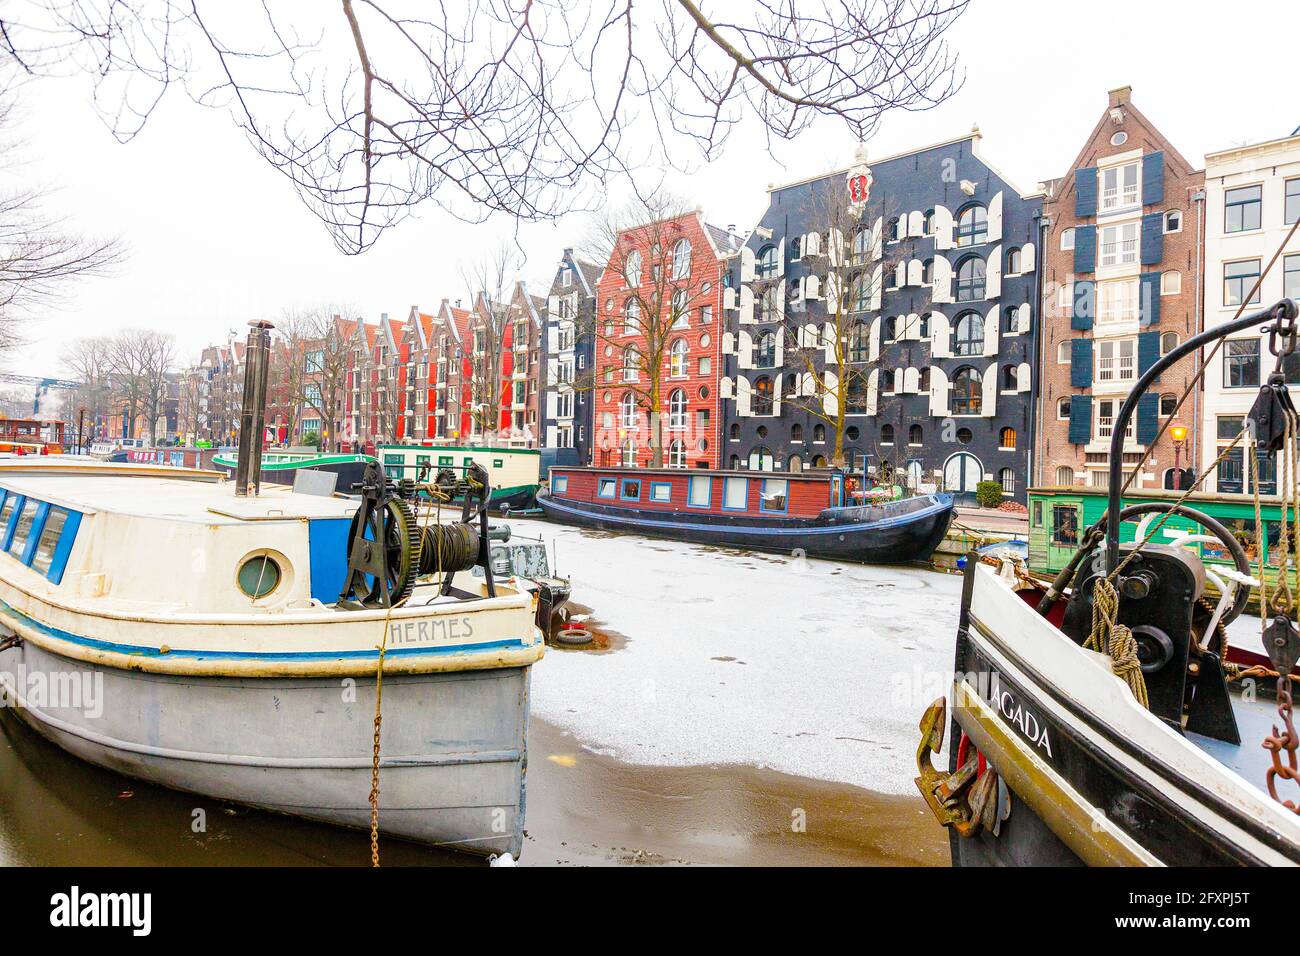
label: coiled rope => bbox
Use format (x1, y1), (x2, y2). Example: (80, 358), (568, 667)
(1086, 578), (1149, 708)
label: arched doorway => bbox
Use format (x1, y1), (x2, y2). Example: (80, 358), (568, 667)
(788, 454), (803, 474)
(942, 452), (983, 502)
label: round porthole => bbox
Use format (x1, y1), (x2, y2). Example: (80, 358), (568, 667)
(238, 555), (281, 598)
(1110, 131), (1128, 146)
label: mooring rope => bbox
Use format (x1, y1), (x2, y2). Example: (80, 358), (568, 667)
(1087, 578), (1149, 708)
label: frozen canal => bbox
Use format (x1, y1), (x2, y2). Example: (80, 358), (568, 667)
(509, 517), (963, 796)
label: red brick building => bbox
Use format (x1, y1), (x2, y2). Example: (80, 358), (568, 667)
(592, 210), (741, 469)
(1035, 86), (1204, 491)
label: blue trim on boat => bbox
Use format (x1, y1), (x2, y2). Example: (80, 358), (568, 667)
(539, 492), (952, 535)
(0, 599), (527, 663)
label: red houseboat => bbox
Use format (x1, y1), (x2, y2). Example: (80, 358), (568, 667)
(537, 466), (954, 563)
(0, 418), (65, 454)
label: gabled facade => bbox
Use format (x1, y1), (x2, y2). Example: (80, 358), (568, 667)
(541, 248), (601, 463)
(1035, 86), (1205, 492)
(1199, 130), (1300, 493)
(429, 298), (474, 442)
(395, 305), (437, 442)
(592, 210), (739, 469)
(723, 133), (1042, 501)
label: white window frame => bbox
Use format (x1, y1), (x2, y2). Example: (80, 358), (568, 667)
(1095, 337), (1136, 384)
(1161, 271), (1181, 296)
(1096, 397), (1136, 442)
(1097, 278), (1139, 325)
(1099, 161), (1141, 212)
(1060, 227), (1075, 251)
(1099, 221), (1139, 267)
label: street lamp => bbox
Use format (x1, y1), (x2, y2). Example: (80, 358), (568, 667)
(1170, 424), (1188, 490)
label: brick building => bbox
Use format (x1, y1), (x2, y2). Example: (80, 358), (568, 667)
(723, 134), (1042, 501)
(1035, 86), (1205, 491)
(592, 210), (741, 469)
(540, 249), (602, 463)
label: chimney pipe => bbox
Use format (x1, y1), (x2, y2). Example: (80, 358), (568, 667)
(234, 319), (275, 497)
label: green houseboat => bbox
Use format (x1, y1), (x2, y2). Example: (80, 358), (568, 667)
(1028, 484), (1293, 599)
(376, 444), (541, 512)
(212, 451), (377, 491)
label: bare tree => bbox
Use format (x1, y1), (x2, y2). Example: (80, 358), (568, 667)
(0, 1), (967, 253)
(460, 245), (524, 443)
(104, 328), (174, 443)
(60, 335), (115, 442)
(583, 195), (719, 467)
(302, 308), (356, 452)
(0, 101), (121, 353)
(778, 181), (906, 469)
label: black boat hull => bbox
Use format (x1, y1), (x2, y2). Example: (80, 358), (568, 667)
(535, 491), (953, 564)
(940, 562), (1300, 866)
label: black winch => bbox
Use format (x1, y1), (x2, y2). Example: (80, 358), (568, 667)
(337, 460), (500, 609)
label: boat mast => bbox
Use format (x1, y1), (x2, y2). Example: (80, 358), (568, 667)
(234, 320), (275, 497)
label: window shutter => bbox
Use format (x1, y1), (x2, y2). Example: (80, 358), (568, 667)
(737, 330), (753, 369)
(1138, 329), (1160, 375)
(870, 264), (883, 310)
(985, 245), (1002, 299)
(739, 285), (755, 324)
(740, 247), (756, 281)
(777, 238), (786, 277)
(908, 211), (925, 237)
(933, 206), (954, 250)
(871, 218), (883, 260)
(929, 366), (950, 416)
(1140, 213), (1164, 265)
(866, 368), (879, 415)
(1021, 242), (1036, 275)
(930, 311), (952, 358)
(869, 316), (881, 363)
(1139, 274), (1161, 327)
(907, 259), (923, 286)
(1070, 338), (1093, 387)
(987, 192), (1003, 243)
(1068, 395), (1092, 445)
(931, 256), (953, 303)
(1016, 303), (1031, 334)
(822, 370), (838, 415)
(1016, 361), (1031, 393)
(981, 362), (998, 418)
(1075, 167), (1098, 218)
(1074, 225), (1097, 274)
(1142, 152), (1164, 206)
(1137, 393), (1158, 445)
(983, 305), (1000, 357)
(1072, 280), (1095, 330)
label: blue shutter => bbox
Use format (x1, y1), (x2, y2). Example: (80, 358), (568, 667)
(1070, 338), (1093, 387)
(1139, 273), (1161, 327)
(1074, 225), (1097, 273)
(1138, 329), (1160, 375)
(1072, 280), (1095, 330)
(1142, 152), (1164, 206)
(1137, 393), (1159, 445)
(1069, 395), (1093, 445)
(1140, 213), (1164, 265)
(1075, 167), (1098, 217)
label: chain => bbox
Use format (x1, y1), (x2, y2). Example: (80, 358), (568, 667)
(1265, 688), (1300, 813)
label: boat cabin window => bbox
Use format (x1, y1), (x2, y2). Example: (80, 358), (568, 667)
(597, 478), (616, 498)
(1051, 506), (1079, 546)
(760, 479), (788, 513)
(7, 498), (36, 558)
(650, 482), (672, 503)
(551, 475), (569, 495)
(723, 477), (748, 511)
(1031, 500), (1043, 527)
(688, 476), (712, 508)
(438, 455), (454, 467)
(384, 454), (404, 479)
(31, 507), (68, 575)
(0, 492), (82, 583)
(619, 479), (641, 501)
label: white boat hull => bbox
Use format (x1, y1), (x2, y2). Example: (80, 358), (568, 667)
(0, 639), (531, 858)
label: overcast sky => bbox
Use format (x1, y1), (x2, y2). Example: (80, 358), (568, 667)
(9, 0), (1298, 379)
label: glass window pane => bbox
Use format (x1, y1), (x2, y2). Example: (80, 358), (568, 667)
(688, 476), (710, 507)
(724, 477), (748, 509)
(7, 499), (35, 558)
(31, 507), (66, 576)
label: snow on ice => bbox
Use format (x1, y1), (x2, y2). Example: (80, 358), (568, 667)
(507, 517), (962, 795)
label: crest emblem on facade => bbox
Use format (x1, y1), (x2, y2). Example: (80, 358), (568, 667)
(847, 144), (872, 208)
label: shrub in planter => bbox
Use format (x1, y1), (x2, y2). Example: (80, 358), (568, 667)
(975, 480), (1005, 509)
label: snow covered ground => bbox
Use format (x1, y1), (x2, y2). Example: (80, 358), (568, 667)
(506, 517), (962, 795)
